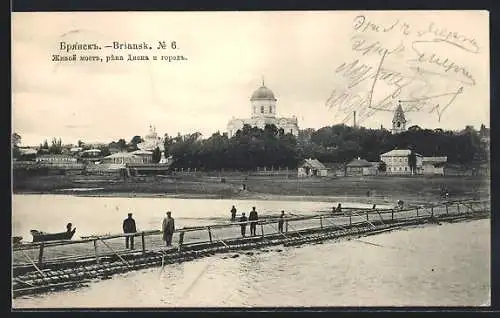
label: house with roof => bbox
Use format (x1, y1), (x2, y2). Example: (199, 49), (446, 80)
(36, 154), (78, 164)
(345, 157), (379, 176)
(85, 163), (127, 177)
(18, 147), (37, 161)
(323, 162), (346, 177)
(298, 158), (328, 177)
(34, 154), (84, 173)
(422, 156), (447, 175)
(69, 147), (83, 154)
(131, 149), (154, 164)
(78, 149), (103, 165)
(380, 149), (423, 175)
(101, 152), (143, 165)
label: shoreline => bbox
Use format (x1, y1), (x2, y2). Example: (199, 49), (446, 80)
(13, 174), (487, 206)
(13, 190), (424, 205)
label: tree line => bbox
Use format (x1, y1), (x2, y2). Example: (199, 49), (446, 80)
(163, 124), (489, 170)
(12, 123), (489, 169)
(165, 125), (299, 170)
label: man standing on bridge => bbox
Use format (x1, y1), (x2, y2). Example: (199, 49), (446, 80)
(239, 212), (248, 237)
(278, 210), (285, 233)
(249, 207), (259, 236)
(162, 211), (175, 247)
(230, 205), (237, 221)
(123, 213), (137, 250)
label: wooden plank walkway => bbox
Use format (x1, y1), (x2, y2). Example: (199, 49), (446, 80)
(12, 199), (490, 298)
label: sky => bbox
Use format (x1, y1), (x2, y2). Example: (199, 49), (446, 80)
(12, 11), (489, 146)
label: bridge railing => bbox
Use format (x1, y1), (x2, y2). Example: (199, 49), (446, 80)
(12, 199), (490, 273)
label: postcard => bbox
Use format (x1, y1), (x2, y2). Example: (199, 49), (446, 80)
(11, 10), (490, 308)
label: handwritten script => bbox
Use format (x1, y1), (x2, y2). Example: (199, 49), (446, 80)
(326, 14), (481, 124)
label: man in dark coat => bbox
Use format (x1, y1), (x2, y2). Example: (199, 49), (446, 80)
(239, 213), (247, 237)
(123, 213), (137, 249)
(278, 210), (285, 233)
(249, 207), (258, 236)
(162, 211), (175, 247)
(230, 205), (237, 221)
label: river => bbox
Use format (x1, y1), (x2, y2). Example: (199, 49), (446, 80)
(12, 194), (387, 239)
(12, 195), (490, 307)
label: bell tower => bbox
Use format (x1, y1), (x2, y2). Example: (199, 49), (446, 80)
(392, 101), (407, 134)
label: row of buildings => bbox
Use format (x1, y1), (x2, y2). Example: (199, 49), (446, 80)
(298, 148), (489, 178)
(15, 126), (173, 177)
(299, 149), (450, 177)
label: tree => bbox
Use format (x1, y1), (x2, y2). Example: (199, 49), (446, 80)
(117, 139), (127, 151)
(128, 136), (144, 151)
(378, 161), (387, 172)
(163, 134), (174, 157)
(48, 137), (63, 154)
(37, 139), (50, 155)
(130, 135), (143, 145)
(408, 149), (417, 175)
(77, 140), (84, 148)
(97, 145), (111, 157)
(12, 133), (21, 148)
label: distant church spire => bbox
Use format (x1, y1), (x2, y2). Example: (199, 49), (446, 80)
(392, 100), (407, 134)
(261, 75), (265, 87)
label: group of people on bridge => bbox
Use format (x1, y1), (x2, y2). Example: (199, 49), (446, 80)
(230, 205), (286, 237)
(122, 211), (175, 250)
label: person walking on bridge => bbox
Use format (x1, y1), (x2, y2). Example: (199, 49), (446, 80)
(249, 207), (259, 236)
(240, 213), (248, 237)
(123, 213), (137, 250)
(162, 211), (175, 247)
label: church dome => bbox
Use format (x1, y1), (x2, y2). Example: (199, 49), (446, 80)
(251, 85), (276, 101)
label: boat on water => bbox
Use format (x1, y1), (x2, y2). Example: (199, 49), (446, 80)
(13, 236), (23, 245)
(30, 228), (76, 243)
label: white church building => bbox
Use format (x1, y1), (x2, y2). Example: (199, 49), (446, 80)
(227, 80), (299, 138)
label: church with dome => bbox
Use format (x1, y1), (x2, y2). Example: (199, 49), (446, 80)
(227, 80), (299, 138)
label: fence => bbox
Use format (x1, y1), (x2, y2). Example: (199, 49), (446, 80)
(12, 199), (490, 275)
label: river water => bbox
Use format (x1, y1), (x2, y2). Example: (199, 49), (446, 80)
(12, 194), (387, 239)
(12, 195), (490, 307)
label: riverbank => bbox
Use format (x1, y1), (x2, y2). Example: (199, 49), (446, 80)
(13, 174), (489, 206)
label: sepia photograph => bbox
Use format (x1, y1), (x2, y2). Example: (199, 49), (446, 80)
(11, 10), (490, 308)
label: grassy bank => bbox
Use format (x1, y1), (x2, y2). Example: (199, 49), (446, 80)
(13, 174), (490, 204)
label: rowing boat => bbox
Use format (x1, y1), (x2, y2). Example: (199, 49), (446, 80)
(30, 228), (76, 243)
(13, 236), (23, 245)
